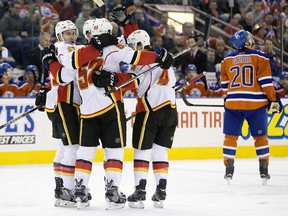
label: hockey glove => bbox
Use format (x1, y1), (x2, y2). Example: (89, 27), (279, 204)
(90, 34), (118, 53)
(92, 70), (119, 88)
(35, 88), (49, 112)
(41, 45), (57, 71)
(156, 48), (174, 69)
(110, 6), (132, 26)
(267, 98), (283, 114)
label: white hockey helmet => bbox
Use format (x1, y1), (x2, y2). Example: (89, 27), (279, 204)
(90, 18), (112, 36)
(127, 30), (150, 50)
(83, 19), (94, 42)
(55, 20), (79, 41)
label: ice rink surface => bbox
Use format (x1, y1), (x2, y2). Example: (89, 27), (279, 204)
(1, 158), (288, 216)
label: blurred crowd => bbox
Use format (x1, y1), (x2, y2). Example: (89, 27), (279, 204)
(0, 0), (288, 98)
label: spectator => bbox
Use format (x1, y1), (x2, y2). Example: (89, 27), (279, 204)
(53, 0), (75, 22)
(0, 0), (9, 19)
(246, 1), (265, 26)
(183, 64), (206, 97)
(224, 13), (243, 35)
(133, 7), (153, 36)
(153, 11), (168, 36)
(241, 13), (253, 33)
(71, 0), (83, 17)
(205, 0), (221, 27)
(177, 22), (198, 48)
(214, 39), (228, 65)
(274, 72), (288, 97)
(261, 12), (277, 39)
(0, 1), (33, 67)
(207, 63), (224, 97)
(0, 32), (16, 67)
(237, 0), (253, 18)
(18, 64), (41, 97)
(151, 35), (163, 51)
(75, 3), (93, 44)
(181, 36), (207, 89)
(29, 31), (51, 82)
(0, 62), (19, 97)
(169, 35), (185, 69)
(206, 48), (216, 72)
(264, 38), (282, 80)
(162, 25), (175, 51)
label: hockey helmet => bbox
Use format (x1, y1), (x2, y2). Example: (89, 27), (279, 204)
(231, 30), (254, 50)
(83, 19), (94, 42)
(187, 64), (197, 72)
(127, 30), (150, 50)
(90, 18), (112, 36)
(0, 62), (13, 78)
(25, 65), (39, 80)
(55, 20), (79, 41)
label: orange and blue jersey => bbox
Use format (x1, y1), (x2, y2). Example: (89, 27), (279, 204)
(221, 49), (277, 110)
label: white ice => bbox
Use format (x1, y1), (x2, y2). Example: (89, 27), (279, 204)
(1, 158), (288, 216)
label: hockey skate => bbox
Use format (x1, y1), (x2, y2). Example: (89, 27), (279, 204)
(73, 178), (90, 209)
(105, 178), (126, 210)
(259, 159), (270, 185)
(151, 179), (167, 208)
(128, 179), (147, 209)
(224, 159), (234, 185)
(54, 177), (63, 207)
(59, 188), (76, 207)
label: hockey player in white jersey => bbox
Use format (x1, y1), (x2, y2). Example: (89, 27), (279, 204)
(39, 19), (119, 208)
(126, 30), (178, 209)
(107, 7), (178, 209)
(43, 17), (174, 210)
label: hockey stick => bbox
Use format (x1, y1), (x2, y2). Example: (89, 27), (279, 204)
(0, 106), (39, 130)
(104, 14), (212, 96)
(180, 90), (224, 107)
(125, 72), (207, 121)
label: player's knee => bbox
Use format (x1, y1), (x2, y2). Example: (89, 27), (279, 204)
(152, 143), (168, 161)
(253, 135), (268, 147)
(104, 147), (124, 162)
(223, 134), (238, 147)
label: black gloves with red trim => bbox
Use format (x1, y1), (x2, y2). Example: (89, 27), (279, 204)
(92, 70), (119, 88)
(155, 48), (174, 69)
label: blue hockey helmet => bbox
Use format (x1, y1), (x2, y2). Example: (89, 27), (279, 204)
(187, 64), (197, 72)
(25, 65), (39, 79)
(231, 30), (254, 50)
(0, 62), (13, 78)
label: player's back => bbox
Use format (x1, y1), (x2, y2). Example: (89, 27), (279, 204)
(221, 49), (273, 110)
(135, 64), (176, 110)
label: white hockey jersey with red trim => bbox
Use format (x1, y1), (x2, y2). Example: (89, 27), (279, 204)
(132, 64), (176, 113)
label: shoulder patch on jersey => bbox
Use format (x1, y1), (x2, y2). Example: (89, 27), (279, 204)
(115, 44), (125, 49)
(67, 46), (76, 53)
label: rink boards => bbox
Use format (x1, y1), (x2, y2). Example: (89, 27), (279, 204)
(0, 97), (287, 165)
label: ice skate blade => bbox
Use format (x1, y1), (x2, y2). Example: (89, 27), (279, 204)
(225, 177), (232, 185)
(59, 200), (77, 207)
(105, 201), (125, 210)
(261, 178), (269, 185)
(54, 198), (61, 207)
(75, 197), (90, 210)
(128, 201), (145, 209)
(153, 200), (163, 208)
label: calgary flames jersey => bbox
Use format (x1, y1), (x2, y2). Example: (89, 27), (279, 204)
(130, 64), (176, 113)
(221, 49), (277, 110)
(50, 42), (157, 118)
